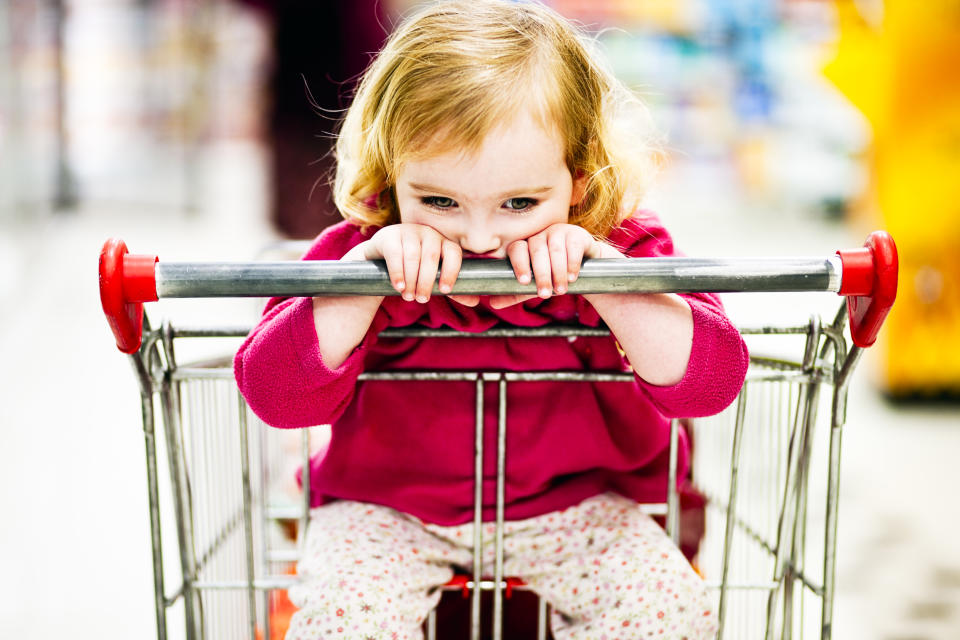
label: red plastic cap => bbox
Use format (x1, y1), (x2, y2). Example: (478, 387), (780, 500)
(837, 231), (898, 348)
(99, 238), (158, 354)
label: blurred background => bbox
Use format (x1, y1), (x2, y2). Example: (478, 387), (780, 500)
(1, 0), (959, 638)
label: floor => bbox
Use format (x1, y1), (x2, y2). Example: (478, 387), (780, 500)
(1, 143), (958, 639)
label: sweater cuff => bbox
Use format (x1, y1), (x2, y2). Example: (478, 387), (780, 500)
(288, 296), (368, 379)
(634, 299), (748, 418)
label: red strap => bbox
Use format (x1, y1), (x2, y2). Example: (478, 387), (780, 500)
(442, 575), (526, 599)
(445, 575), (471, 599)
(505, 577), (525, 599)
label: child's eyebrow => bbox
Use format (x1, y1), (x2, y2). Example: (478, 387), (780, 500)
(409, 183), (554, 199)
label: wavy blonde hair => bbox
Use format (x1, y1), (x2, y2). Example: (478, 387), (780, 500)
(333, 0), (661, 238)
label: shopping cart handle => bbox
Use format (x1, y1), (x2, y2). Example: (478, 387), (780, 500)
(99, 232), (898, 353)
(99, 238), (158, 354)
(836, 231), (898, 348)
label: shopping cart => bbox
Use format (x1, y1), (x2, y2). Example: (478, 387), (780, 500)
(99, 231), (897, 640)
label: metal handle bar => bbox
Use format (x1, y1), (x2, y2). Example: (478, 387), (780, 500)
(99, 232), (898, 354)
(155, 256), (842, 298)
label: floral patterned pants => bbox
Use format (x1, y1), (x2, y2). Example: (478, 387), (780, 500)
(285, 493), (717, 639)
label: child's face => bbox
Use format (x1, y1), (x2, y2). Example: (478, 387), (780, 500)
(395, 110), (586, 258)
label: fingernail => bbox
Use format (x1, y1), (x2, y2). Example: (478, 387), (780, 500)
(402, 292), (414, 301)
(395, 281), (405, 291)
(568, 273), (577, 283)
(439, 283), (451, 294)
(538, 288), (551, 298)
(518, 274), (531, 284)
(556, 285), (567, 294)
(416, 294), (428, 303)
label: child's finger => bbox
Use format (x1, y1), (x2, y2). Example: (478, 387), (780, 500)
(506, 240), (532, 286)
(414, 232), (442, 303)
(438, 239), (462, 295)
(527, 234), (553, 298)
(376, 234), (406, 294)
(400, 230), (422, 302)
(566, 235), (586, 284)
(547, 230), (569, 294)
(489, 294), (537, 309)
(448, 294), (480, 307)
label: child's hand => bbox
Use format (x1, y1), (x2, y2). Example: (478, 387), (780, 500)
(359, 223), (467, 304)
(490, 223), (612, 309)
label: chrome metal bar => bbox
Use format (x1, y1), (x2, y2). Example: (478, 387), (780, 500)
(139, 382), (169, 640)
(705, 581), (780, 591)
(537, 597), (548, 640)
(786, 380), (821, 640)
(503, 371), (634, 383)
(427, 610), (437, 640)
(381, 326), (612, 339)
(818, 314), (855, 640)
(471, 377), (484, 640)
(160, 385), (199, 639)
(172, 365), (815, 385)
(666, 419), (680, 546)
(493, 376), (508, 640)
(299, 428), (311, 562)
(801, 315), (822, 373)
(833, 346), (864, 410)
(163, 583), (185, 609)
(155, 256), (843, 298)
(361, 371), (486, 382)
(257, 408), (272, 640)
(700, 490), (827, 596)
(171, 366), (814, 385)
(445, 579), (536, 592)
(159, 325), (199, 640)
(194, 509), (243, 584)
(194, 578), (299, 590)
(236, 393), (259, 640)
(821, 408), (846, 639)
(168, 322), (821, 341)
(765, 381), (820, 640)
(717, 387), (748, 640)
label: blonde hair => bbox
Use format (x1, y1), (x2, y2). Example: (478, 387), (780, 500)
(333, 0), (661, 238)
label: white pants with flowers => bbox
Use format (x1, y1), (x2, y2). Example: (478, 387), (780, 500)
(285, 492), (717, 639)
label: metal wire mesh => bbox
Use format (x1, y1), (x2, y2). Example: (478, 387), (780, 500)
(136, 315), (848, 640)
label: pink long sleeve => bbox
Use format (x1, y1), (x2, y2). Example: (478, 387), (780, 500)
(233, 213), (749, 525)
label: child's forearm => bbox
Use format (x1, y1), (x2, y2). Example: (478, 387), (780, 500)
(584, 291), (693, 386)
(312, 295), (383, 369)
(582, 242), (693, 386)
(312, 242), (383, 369)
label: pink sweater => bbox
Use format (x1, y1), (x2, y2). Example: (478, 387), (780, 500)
(234, 213), (748, 525)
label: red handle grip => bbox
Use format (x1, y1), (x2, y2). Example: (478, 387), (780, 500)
(99, 238), (158, 354)
(837, 231), (898, 348)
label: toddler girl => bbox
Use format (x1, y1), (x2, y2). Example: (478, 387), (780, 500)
(235, 1), (749, 638)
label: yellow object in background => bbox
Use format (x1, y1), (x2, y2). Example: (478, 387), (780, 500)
(824, 0), (960, 396)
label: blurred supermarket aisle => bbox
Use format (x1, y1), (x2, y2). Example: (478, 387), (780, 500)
(4, 141), (960, 640)
(2, 1), (960, 639)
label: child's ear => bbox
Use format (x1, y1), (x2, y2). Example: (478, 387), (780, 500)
(570, 171), (588, 206)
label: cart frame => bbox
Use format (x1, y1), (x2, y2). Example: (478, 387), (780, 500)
(100, 232), (898, 640)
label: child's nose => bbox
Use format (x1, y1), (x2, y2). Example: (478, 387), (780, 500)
(460, 227), (501, 255)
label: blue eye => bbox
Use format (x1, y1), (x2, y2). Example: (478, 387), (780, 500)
(422, 196), (456, 209)
(503, 198), (537, 211)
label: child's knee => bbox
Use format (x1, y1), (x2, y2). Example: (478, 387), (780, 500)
(544, 548), (716, 638)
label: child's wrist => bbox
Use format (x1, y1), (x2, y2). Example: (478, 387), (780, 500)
(590, 241), (623, 259)
(341, 242), (372, 261)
